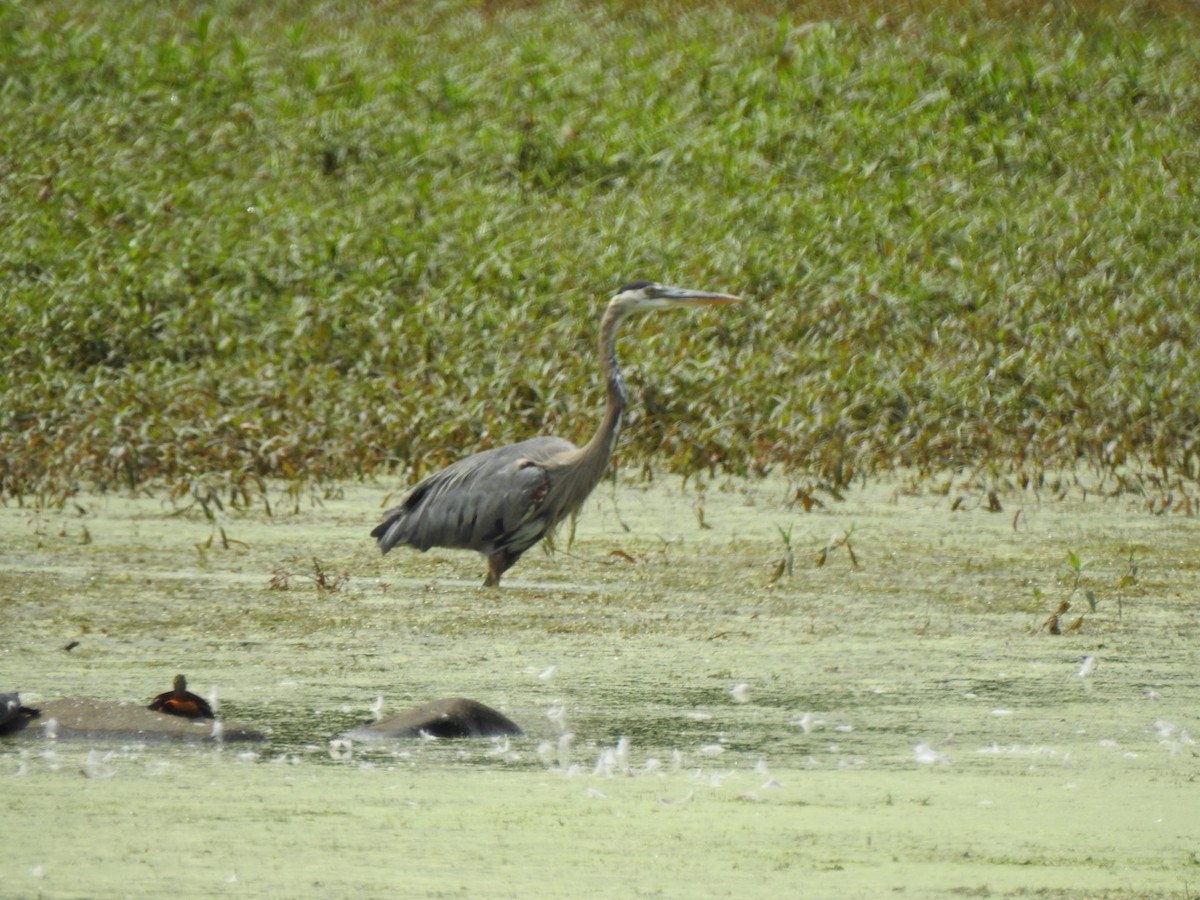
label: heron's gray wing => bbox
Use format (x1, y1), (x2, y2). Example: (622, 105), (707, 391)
(372, 437), (575, 555)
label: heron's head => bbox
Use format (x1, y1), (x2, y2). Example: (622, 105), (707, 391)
(610, 280), (741, 314)
(174, 674), (188, 691)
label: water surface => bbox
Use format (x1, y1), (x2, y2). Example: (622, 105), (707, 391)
(2, 474), (1197, 897)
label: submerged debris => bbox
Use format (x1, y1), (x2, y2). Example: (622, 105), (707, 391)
(344, 698), (522, 740)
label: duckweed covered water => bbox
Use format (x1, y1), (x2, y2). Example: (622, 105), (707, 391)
(2, 474), (1198, 897)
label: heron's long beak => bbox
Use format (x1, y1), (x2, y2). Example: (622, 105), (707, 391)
(654, 285), (743, 307)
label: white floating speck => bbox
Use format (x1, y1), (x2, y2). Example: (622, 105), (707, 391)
(914, 742), (951, 765)
(975, 743), (1060, 758)
(557, 732), (574, 769)
(546, 704), (568, 731)
(1077, 655), (1096, 677)
(539, 665), (557, 680)
(82, 749), (115, 779)
(991, 708), (1013, 716)
(731, 683), (751, 703)
(1159, 722), (1194, 755)
(708, 770), (732, 788)
(486, 736), (510, 757)
(585, 787), (606, 799)
(593, 748), (615, 777)
(615, 736), (631, 773)
(659, 790), (694, 807)
(368, 695), (384, 719)
(698, 743), (725, 757)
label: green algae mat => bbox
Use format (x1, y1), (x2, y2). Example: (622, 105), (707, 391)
(2, 475), (1197, 897)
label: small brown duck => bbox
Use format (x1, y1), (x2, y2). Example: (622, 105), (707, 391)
(148, 674), (214, 720)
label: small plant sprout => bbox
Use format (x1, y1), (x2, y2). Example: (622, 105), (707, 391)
(816, 526), (858, 569)
(1115, 551), (1139, 621)
(1067, 549), (1082, 585)
(306, 557), (349, 592)
(271, 558), (349, 592)
(1042, 598), (1067, 635)
(766, 524), (795, 586)
(694, 489), (710, 530)
(1042, 551), (1098, 634)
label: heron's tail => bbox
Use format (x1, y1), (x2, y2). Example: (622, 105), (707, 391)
(371, 512), (407, 554)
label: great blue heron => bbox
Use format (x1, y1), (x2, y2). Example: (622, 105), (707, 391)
(371, 280), (742, 586)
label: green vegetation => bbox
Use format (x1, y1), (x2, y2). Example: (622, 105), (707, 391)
(3, 0), (1199, 503)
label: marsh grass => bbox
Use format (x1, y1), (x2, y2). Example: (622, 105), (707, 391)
(3, 0), (1199, 504)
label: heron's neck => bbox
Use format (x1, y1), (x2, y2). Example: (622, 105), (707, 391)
(577, 301), (628, 475)
(541, 301), (630, 523)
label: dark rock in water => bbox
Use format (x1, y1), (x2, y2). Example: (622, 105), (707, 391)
(0, 693), (40, 735)
(13, 698), (264, 743)
(346, 697), (522, 740)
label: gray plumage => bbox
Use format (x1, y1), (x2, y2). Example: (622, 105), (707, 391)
(371, 280), (741, 586)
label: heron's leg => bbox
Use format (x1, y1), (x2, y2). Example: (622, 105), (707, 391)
(484, 548), (528, 587)
(484, 552), (509, 588)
